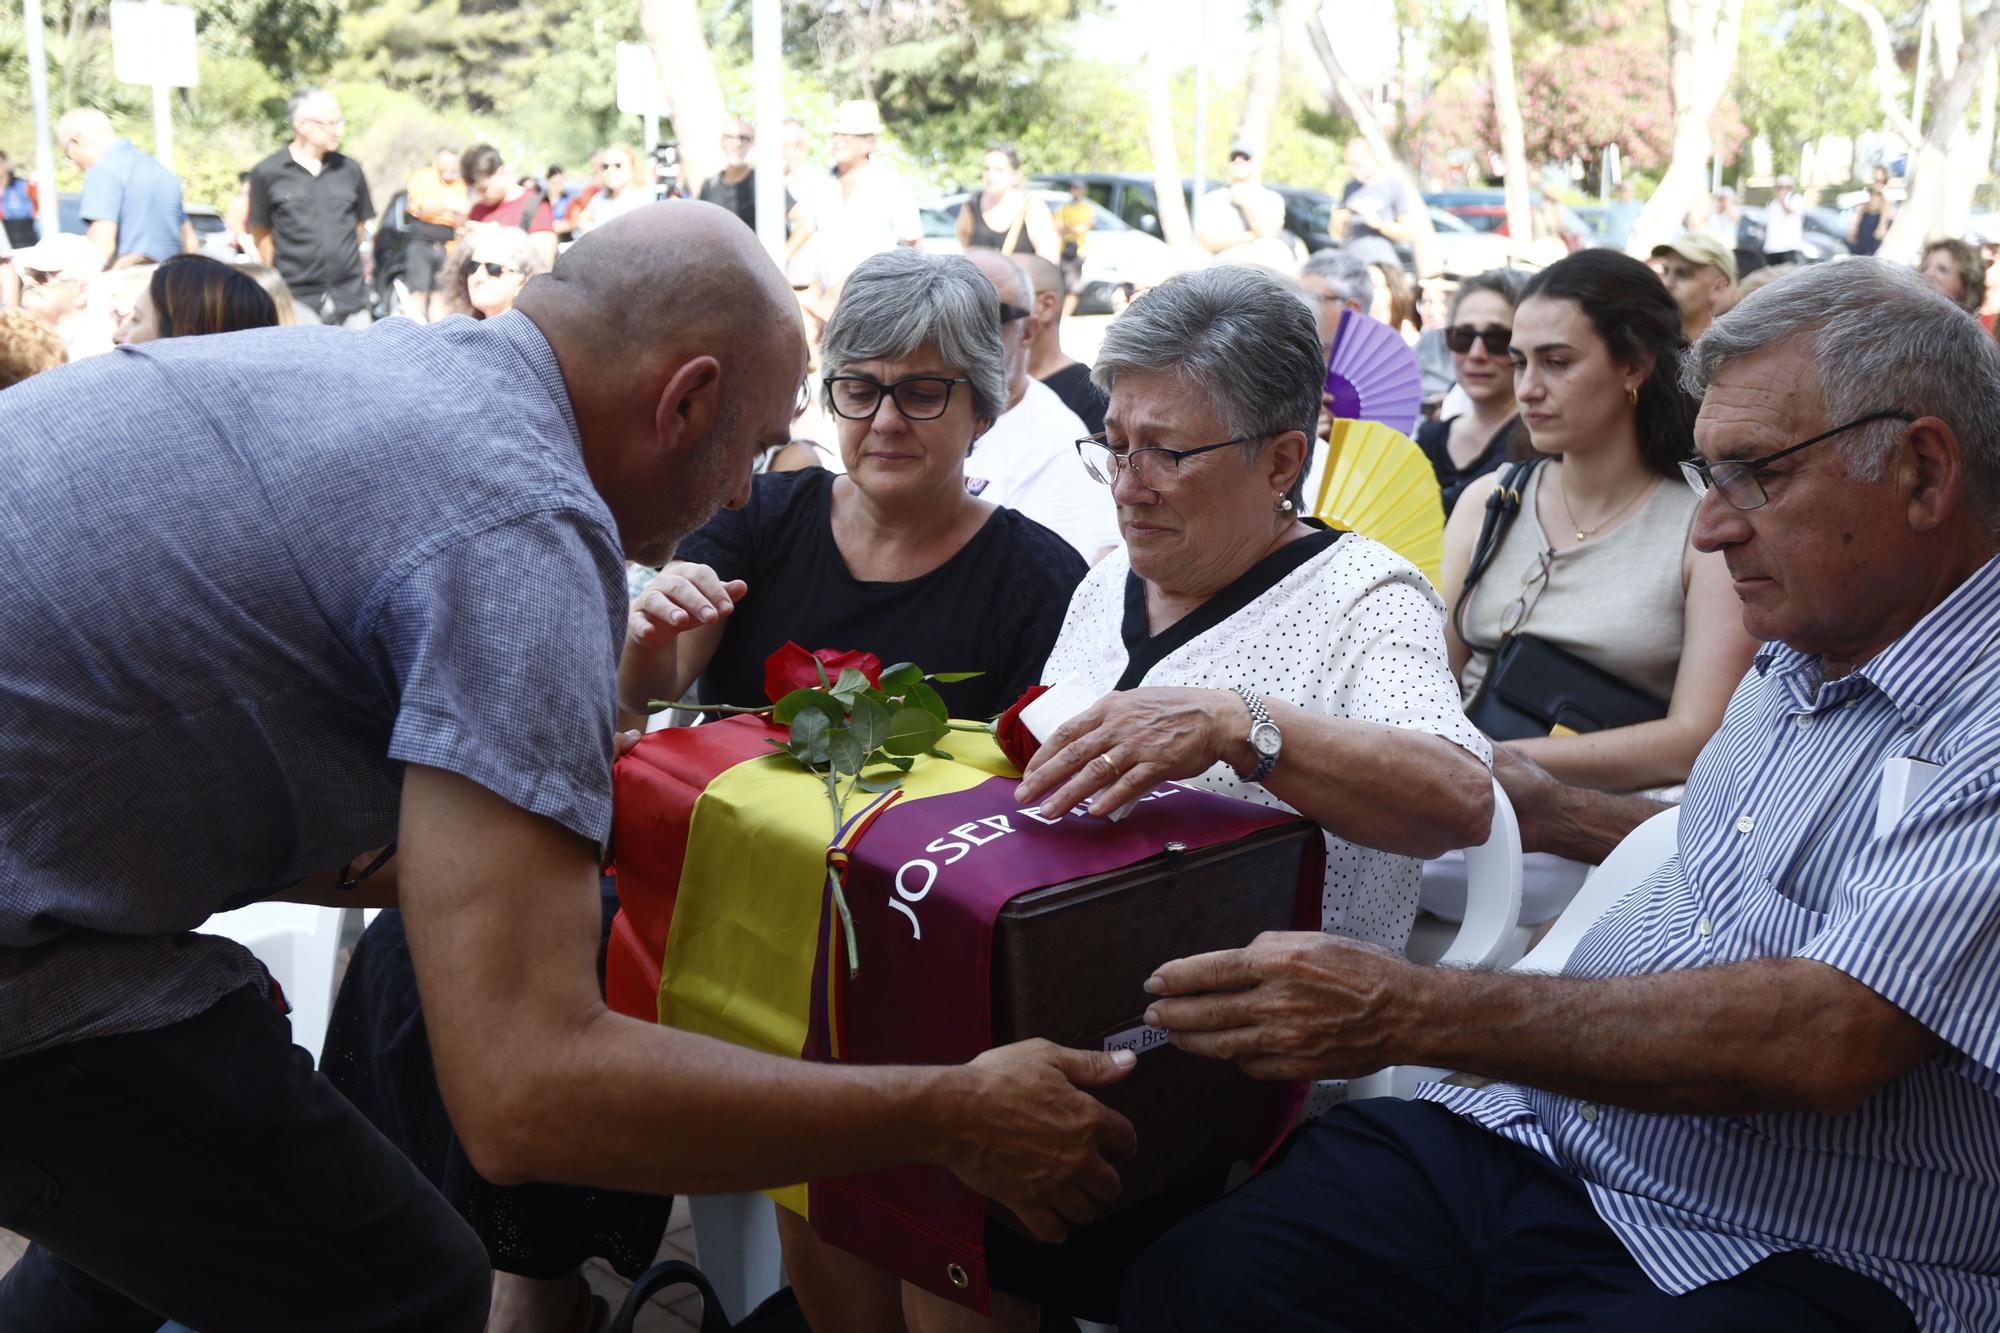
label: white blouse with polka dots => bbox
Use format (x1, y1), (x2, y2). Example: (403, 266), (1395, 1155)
(1041, 531), (1492, 952)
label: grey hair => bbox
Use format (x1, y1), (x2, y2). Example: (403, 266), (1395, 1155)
(287, 86), (330, 122)
(1092, 265), (1326, 507)
(819, 249), (1009, 423)
(1300, 249), (1376, 313)
(1683, 257), (2000, 532)
(1450, 266), (1528, 322)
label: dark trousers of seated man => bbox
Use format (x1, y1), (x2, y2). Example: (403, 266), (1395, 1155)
(0, 983), (491, 1333)
(1121, 1099), (1917, 1333)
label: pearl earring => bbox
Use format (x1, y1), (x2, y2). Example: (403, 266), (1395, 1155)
(1274, 496), (1295, 513)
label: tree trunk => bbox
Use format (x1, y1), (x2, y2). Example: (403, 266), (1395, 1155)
(1234, 0), (1313, 158)
(1145, 38), (1195, 256)
(1485, 0), (1534, 261)
(1880, 0), (2000, 260)
(1828, 0), (1921, 143)
(1303, 11), (1441, 276)
(641, 0), (728, 193)
(1630, 0), (1746, 254)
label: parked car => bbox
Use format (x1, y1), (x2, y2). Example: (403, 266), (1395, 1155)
(55, 191), (232, 261)
(928, 188), (1177, 314)
(1029, 171), (1312, 266)
(1733, 205), (1849, 267)
(1425, 190), (1605, 253)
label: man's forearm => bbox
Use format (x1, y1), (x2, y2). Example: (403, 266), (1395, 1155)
(1534, 781), (1668, 863)
(1392, 958), (1931, 1115)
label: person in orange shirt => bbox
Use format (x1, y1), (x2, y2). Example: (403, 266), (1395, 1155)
(404, 148), (469, 322)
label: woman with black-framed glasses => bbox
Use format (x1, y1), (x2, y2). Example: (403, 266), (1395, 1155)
(1416, 266), (1528, 515)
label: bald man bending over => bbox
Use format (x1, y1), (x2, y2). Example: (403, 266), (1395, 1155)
(0, 202), (1136, 1333)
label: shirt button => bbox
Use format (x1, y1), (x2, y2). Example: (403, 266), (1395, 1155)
(1580, 1102), (1599, 1123)
(1735, 815), (1755, 834)
(1696, 916), (1712, 939)
(1794, 713), (1813, 730)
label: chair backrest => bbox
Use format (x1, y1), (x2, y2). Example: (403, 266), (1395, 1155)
(1435, 776), (1524, 969)
(1513, 804), (1681, 976)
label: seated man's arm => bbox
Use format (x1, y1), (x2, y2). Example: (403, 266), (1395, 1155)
(397, 763), (1137, 1239)
(1148, 936), (1939, 1116)
(1492, 743), (1668, 864)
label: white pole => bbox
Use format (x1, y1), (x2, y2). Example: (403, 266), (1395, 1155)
(1913, 8), (1933, 141)
(644, 113), (659, 155)
(24, 0), (59, 240)
(1192, 0), (1208, 213)
(751, 0), (785, 265)
(148, 0), (173, 170)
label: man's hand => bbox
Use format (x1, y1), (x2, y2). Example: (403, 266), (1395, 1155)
(1490, 743), (1561, 853)
(1491, 742), (1667, 864)
(944, 1039), (1138, 1242)
(1142, 931), (1417, 1082)
(1014, 687), (1246, 818)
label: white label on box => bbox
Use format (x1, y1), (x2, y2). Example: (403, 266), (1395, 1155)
(1103, 1023), (1169, 1056)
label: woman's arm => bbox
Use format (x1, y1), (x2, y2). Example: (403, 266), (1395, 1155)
(1439, 470), (1505, 679)
(1506, 542), (1756, 791)
(1026, 196), (1062, 264)
(614, 562), (736, 732)
(954, 199), (975, 248)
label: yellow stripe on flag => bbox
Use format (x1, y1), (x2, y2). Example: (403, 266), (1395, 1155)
(660, 729), (1014, 1216)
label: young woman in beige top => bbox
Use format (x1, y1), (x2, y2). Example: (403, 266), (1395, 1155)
(1440, 249), (1758, 798)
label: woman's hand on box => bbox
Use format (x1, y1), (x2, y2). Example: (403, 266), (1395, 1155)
(947, 1039), (1139, 1242)
(1014, 687), (1249, 819)
(1141, 931), (1417, 1082)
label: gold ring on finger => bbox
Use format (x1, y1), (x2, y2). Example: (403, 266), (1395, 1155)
(1099, 752), (1122, 778)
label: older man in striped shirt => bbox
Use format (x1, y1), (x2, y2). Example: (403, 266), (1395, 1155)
(1130, 259), (2000, 1332)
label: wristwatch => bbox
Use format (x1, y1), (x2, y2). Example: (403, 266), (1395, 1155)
(1230, 687), (1283, 784)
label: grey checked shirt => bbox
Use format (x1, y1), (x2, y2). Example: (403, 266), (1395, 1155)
(0, 312), (627, 1059)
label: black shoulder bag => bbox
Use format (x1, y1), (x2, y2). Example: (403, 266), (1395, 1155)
(1452, 458), (1670, 741)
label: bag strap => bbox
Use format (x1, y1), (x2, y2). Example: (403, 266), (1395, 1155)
(517, 187), (545, 234)
(1001, 198), (1026, 254)
(608, 1259), (732, 1333)
(1451, 457), (1543, 656)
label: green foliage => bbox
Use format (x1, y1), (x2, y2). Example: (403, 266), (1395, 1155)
(1732, 0), (1920, 173)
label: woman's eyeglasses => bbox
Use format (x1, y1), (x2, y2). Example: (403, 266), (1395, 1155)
(462, 260), (518, 278)
(1445, 324), (1511, 355)
(1074, 431), (1263, 489)
(1499, 546), (1556, 637)
(825, 375), (971, 421)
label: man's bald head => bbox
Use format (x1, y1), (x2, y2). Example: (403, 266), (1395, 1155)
(57, 108), (116, 167)
(967, 249), (1031, 410)
(515, 200), (809, 562)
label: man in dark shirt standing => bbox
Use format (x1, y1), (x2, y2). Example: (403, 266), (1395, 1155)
(697, 117), (758, 231)
(1013, 251), (1106, 435)
(249, 87), (374, 327)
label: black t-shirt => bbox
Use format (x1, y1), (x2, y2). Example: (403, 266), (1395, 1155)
(247, 147), (373, 311)
(1040, 362), (1107, 437)
(1416, 415), (1517, 518)
(675, 468), (1088, 718)
(698, 170), (756, 231)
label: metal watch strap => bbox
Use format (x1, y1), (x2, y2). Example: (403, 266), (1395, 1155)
(1231, 686), (1278, 784)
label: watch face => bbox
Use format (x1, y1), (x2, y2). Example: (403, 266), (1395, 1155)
(1251, 721), (1282, 758)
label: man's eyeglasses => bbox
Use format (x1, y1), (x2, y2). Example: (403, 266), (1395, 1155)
(1074, 431), (1263, 489)
(1681, 409), (1915, 511)
(825, 375), (971, 421)
(1445, 324), (1511, 355)
(722, 133), (753, 144)
(462, 260), (518, 278)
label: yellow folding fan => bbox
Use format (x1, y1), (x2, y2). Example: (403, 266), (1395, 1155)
(1312, 419), (1446, 589)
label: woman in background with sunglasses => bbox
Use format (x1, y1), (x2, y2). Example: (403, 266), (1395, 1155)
(1425, 249), (1757, 929)
(457, 226), (546, 321)
(1416, 267), (1527, 515)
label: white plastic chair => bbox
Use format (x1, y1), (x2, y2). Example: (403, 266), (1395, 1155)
(1350, 778), (1523, 1101)
(1512, 804), (1682, 976)
(687, 1192), (786, 1324)
(200, 902), (351, 1062)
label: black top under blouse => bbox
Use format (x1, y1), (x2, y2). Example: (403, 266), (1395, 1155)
(1416, 415), (1517, 517)
(674, 467), (1087, 718)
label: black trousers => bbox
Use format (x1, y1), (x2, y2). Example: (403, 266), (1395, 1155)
(1120, 1098), (1917, 1333)
(0, 984), (490, 1333)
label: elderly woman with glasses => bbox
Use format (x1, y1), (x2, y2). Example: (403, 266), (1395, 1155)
(795, 264), (1496, 1333)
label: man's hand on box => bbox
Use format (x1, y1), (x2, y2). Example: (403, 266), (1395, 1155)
(628, 562), (745, 647)
(1142, 931), (1415, 1082)
(948, 1039), (1138, 1242)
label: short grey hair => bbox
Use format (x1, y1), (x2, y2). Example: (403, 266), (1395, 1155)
(1683, 257), (2000, 531)
(1300, 249), (1375, 312)
(1092, 265), (1325, 506)
(819, 249), (1008, 423)
(1450, 266), (1528, 322)
(287, 86), (332, 123)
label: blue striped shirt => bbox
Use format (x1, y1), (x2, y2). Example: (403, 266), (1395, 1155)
(1424, 553), (2000, 1332)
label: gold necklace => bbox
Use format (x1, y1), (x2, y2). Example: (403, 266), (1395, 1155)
(1555, 462), (1652, 542)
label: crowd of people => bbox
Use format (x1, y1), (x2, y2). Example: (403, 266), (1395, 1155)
(2, 85), (1999, 1333)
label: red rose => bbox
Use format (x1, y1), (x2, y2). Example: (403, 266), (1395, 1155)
(762, 642), (884, 704)
(993, 684), (1051, 772)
